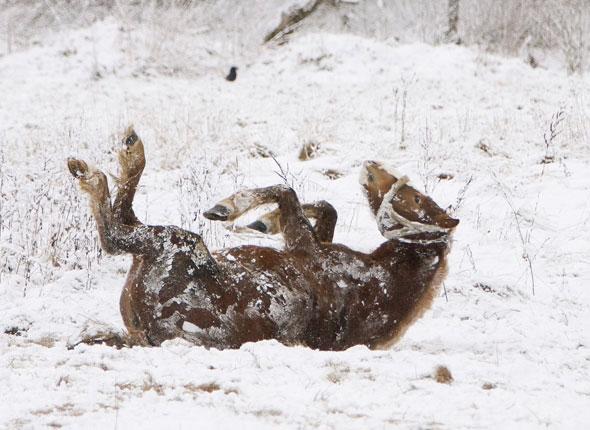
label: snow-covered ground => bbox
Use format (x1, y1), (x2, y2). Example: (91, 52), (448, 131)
(1, 12), (589, 430)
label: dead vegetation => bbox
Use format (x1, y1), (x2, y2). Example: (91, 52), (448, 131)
(325, 360), (351, 384)
(433, 365), (454, 384)
(249, 143), (275, 159)
(541, 109), (565, 167)
(252, 408), (282, 417)
(32, 403), (84, 417)
(476, 139), (495, 156)
(472, 282), (509, 298)
(114, 380), (239, 398)
(298, 141), (321, 161)
(320, 168), (344, 180)
(3, 326), (28, 336)
(183, 382), (238, 395)
(26, 336), (57, 348)
(116, 376), (165, 396)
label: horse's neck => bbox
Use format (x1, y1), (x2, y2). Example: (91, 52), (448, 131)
(372, 233), (451, 272)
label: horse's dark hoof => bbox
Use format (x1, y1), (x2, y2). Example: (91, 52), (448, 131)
(204, 205), (231, 221)
(123, 129), (139, 147)
(247, 220), (268, 233)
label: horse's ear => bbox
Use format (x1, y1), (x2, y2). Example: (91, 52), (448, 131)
(360, 161), (398, 215)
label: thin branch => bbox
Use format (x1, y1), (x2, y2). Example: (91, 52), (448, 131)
(495, 179), (536, 296)
(270, 154), (291, 186)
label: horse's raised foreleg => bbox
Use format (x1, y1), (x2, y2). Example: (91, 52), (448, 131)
(113, 126), (145, 226)
(247, 201), (338, 243)
(67, 158), (163, 256)
(204, 185), (319, 252)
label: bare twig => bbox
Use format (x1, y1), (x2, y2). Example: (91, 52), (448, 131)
(495, 179), (536, 296)
(270, 154), (292, 186)
(449, 176), (473, 215)
(541, 109), (565, 173)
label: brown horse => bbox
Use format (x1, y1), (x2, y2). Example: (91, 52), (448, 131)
(67, 127), (458, 350)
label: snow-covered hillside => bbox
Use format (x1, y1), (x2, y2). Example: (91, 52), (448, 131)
(1, 10), (589, 430)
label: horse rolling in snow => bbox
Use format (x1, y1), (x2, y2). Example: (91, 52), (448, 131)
(67, 127), (458, 350)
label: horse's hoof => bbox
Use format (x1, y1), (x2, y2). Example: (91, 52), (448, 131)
(203, 205), (231, 221)
(123, 128), (139, 147)
(67, 158), (88, 179)
(247, 220), (268, 233)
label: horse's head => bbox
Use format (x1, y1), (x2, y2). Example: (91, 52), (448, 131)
(360, 161), (459, 240)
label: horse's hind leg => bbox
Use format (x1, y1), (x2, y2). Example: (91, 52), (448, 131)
(248, 201), (338, 243)
(305, 201), (337, 243)
(113, 126), (145, 226)
(204, 185), (319, 252)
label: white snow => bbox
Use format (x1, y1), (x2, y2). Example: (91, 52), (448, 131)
(1, 9), (589, 430)
(182, 321), (201, 334)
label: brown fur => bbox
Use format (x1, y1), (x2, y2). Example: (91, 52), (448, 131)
(67, 129), (458, 350)
(375, 258), (448, 350)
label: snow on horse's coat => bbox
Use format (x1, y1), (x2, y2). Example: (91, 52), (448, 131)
(68, 128), (458, 350)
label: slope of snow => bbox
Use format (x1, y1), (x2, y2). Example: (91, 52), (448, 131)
(0, 19), (589, 430)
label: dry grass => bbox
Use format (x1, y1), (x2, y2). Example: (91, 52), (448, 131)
(116, 373), (165, 396)
(184, 382), (220, 393)
(32, 403), (84, 417)
(252, 408), (282, 417)
(433, 365), (454, 384)
(183, 382), (239, 395)
(325, 360), (351, 384)
(298, 141), (321, 161)
(28, 336), (56, 348)
(320, 168), (344, 180)
(183, 382), (239, 394)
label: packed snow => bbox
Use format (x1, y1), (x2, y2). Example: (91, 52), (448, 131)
(1, 9), (589, 430)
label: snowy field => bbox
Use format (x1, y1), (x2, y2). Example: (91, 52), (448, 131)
(1, 3), (590, 429)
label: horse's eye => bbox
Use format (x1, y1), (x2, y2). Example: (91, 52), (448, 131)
(414, 196), (421, 204)
(367, 173), (374, 182)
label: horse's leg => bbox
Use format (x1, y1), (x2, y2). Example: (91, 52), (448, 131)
(113, 126), (145, 226)
(67, 158), (163, 256)
(204, 185), (319, 252)
(109, 128), (149, 346)
(304, 201), (338, 243)
(69, 158), (217, 347)
(247, 201), (338, 243)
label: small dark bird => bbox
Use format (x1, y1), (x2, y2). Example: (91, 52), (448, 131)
(225, 66), (238, 82)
